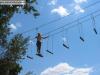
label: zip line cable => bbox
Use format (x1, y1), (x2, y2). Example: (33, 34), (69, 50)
(28, 12), (100, 57)
(21, 1), (100, 35)
(16, 1), (100, 59)
(46, 11), (100, 37)
(18, 2), (100, 59)
(43, 9), (100, 37)
(51, 13), (100, 37)
(21, 13), (73, 34)
(29, 8), (100, 41)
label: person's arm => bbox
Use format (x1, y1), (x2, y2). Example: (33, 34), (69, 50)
(35, 36), (37, 38)
(42, 36), (49, 39)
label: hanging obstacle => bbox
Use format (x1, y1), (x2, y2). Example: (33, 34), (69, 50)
(93, 28), (98, 34)
(36, 54), (43, 57)
(77, 20), (85, 42)
(80, 36), (85, 42)
(91, 15), (98, 35)
(46, 50), (53, 54)
(62, 29), (70, 49)
(27, 55), (33, 59)
(62, 38), (70, 49)
(63, 43), (69, 49)
(46, 36), (54, 54)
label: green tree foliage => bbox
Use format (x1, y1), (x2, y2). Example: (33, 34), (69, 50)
(0, 0), (39, 75)
(25, 71), (33, 75)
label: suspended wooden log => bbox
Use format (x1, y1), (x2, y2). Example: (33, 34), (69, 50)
(46, 50), (53, 54)
(63, 43), (69, 49)
(93, 28), (98, 35)
(27, 55), (33, 59)
(36, 54), (43, 57)
(80, 36), (85, 42)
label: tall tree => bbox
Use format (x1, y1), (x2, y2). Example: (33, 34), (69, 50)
(0, 0), (39, 75)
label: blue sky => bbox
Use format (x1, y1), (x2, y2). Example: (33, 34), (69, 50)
(9, 0), (100, 75)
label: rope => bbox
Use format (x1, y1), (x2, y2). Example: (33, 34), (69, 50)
(21, 1), (100, 35)
(43, 9), (100, 37)
(91, 15), (98, 34)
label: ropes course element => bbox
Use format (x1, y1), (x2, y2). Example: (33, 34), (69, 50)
(63, 43), (69, 49)
(77, 20), (85, 42)
(27, 9), (100, 58)
(36, 53), (43, 57)
(51, 36), (54, 54)
(91, 15), (98, 35)
(27, 55), (33, 59)
(21, 1), (100, 35)
(15, 1), (100, 58)
(62, 28), (70, 49)
(43, 9), (100, 37)
(46, 36), (54, 54)
(80, 36), (85, 42)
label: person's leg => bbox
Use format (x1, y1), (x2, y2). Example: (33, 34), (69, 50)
(38, 42), (41, 54)
(36, 41), (39, 54)
(37, 47), (39, 54)
(36, 41), (41, 54)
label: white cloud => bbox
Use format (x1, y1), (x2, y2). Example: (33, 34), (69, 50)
(40, 63), (92, 75)
(62, 37), (67, 42)
(74, 0), (87, 4)
(29, 40), (33, 43)
(73, 0), (87, 13)
(72, 68), (92, 75)
(9, 24), (17, 30)
(49, 0), (57, 5)
(29, 40), (34, 45)
(51, 6), (70, 17)
(9, 23), (22, 30)
(74, 4), (85, 13)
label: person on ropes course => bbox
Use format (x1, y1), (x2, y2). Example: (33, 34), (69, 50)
(35, 32), (48, 56)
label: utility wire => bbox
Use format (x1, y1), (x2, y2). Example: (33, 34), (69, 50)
(43, 9), (100, 36)
(21, 13), (73, 34)
(45, 10), (100, 37)
(21, 1), (100, 34)
(30, 9), (100, 40)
